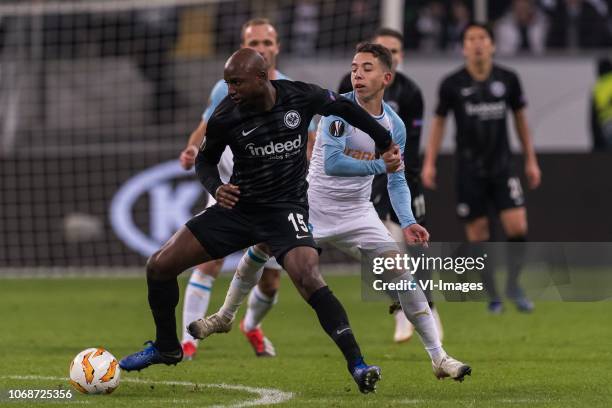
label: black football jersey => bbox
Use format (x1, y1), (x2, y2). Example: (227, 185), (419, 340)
(200, 80), (340, 207)
(435, 64), (526, 176)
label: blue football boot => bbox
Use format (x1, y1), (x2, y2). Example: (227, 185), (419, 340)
(119, 341), (182, 372)
(506, 287), (535, 313)
(350, 358), (382, 394)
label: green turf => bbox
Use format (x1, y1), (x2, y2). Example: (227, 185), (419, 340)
(0, 275), (611, 407)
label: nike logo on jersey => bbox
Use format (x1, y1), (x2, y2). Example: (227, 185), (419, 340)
(461, 87), (475, 96)
(295, 234), (310, 239)
(241, 125), (260, 137)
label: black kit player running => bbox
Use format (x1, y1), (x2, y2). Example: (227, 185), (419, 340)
(120, 49), (394, 394)
(339, 71), (426, 224)
(435, 64), (527, 219)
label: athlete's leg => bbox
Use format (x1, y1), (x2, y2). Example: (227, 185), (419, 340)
(330, 200), (468, 378)
(240, 264), (281, 357)
(188, 243), (271, 340)
(464, 216), (501, 312)
(217, 244), (270, 321)
(181, 258), (224, 358)
(369, 246), (470, 381)
(244, 267), (280, 330)
(464, 216), (490, 242)
(382, 218), (444, 342)
(282, 246), (380, 392)
(499, 207), (533, 311)
(118, 226), (214, 371)
(146, 226), (214, 350)
(499, 207), (527, 238)
(189, 244), (365, 370)
(198, 244), (281, 356)
(121, 205), (256, 371)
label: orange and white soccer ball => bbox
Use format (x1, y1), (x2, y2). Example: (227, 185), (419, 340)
(69, 348), (121, 394)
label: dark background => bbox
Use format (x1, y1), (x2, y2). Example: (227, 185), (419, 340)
(1, 152), (610, 266)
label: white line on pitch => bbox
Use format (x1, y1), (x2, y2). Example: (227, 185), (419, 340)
(2, 375), (294, 407)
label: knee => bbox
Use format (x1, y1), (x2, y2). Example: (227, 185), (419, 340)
(466, 219), (489, 242)
(258, 268), (280, 295)
(203, 259), (224, 276)
(505, 221), (528, 238)
(146, 251), (171, 280)
(296, 260), (325, 295)
(254, 243), (272, 256)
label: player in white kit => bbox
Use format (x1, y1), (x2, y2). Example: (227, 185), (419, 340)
(194, 43), (471, 382)
(307, 43), (470, 381)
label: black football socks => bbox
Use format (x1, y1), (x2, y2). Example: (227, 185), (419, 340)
(147, 277), (181, 352)
(308, 286), (363, 371)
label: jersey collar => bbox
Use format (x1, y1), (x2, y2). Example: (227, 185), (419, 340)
(352, 91), (385, 120)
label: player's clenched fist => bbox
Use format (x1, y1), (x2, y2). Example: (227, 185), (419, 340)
(215, 184), (240, 209)
(382, 144), (403, 173)
(179, 145), (199, 170)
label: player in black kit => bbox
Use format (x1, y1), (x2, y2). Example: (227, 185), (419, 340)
(119, 48), (403, 394)
(422, 23), (541, 313)
(338, 28), (442, 344)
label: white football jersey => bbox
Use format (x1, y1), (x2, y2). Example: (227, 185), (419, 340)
(308, 92), (403, 206)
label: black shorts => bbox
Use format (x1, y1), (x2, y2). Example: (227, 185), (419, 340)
(186, 202), (318, 265)
(456, 170), (525, 221)
(371, 175), (427, 225)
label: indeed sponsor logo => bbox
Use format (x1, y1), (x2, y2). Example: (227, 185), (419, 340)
(465, 101), (506, 119)
(245, 135), (302, 156)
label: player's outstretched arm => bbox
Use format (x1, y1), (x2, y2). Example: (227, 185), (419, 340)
(318, 94), (393, 152)
(421, 115), (447, 190)
(179, 120), (207, 170)
(513, 108), (541, 189)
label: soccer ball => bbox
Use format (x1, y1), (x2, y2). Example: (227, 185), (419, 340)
(69, 348), (121, 394)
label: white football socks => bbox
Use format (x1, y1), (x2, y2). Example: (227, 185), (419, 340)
(218, 246), (268, 321)
(243, 285), (278, 331)
(395, 272), (445, 364)
(182, 269), (215, 344)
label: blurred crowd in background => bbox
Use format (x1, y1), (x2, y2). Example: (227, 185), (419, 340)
(2, 0), (612, 57)
(210, 0), (612, 55)
(407, 0), (612, 54)
(1, 0), (611, 148)
(220, 0), (612, 55)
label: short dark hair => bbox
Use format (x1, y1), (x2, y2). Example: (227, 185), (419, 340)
(241, 17), (277, 43)
(371, 27), (404, 45)
(355, 42), (393, 71)
(460, 22), (495, 43)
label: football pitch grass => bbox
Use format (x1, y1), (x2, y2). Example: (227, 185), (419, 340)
(1, 274), (611, 407)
